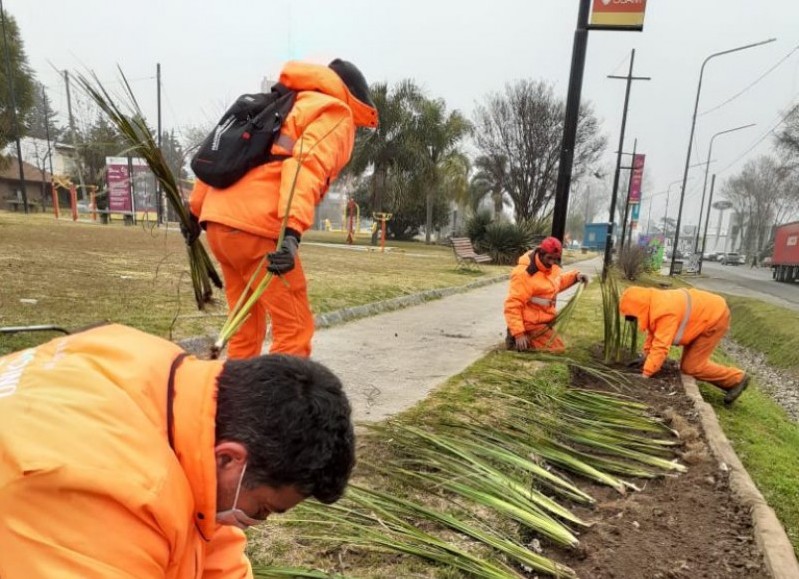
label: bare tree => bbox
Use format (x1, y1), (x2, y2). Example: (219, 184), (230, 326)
(473, 80), (606, 224)
(722, 155), (799, 258)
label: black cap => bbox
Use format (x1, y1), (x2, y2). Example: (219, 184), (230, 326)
(329, 59), (375, 109)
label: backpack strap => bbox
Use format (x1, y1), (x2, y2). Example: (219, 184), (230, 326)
(166, 352), (189, 450)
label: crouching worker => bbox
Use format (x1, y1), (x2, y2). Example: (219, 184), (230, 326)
(504, 236), (588, 353)
(619, 286), (750, 405)
(0, 324), (355, 578)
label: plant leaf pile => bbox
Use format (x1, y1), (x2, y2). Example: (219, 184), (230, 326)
(256, 360), (684, 578)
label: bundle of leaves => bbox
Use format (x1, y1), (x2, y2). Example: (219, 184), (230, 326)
(479, 221), (537, 265)
(617, 244), (648, 280)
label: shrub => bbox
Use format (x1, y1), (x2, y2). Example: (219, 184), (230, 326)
(465, 210), (493, 249)
(480, 221), (537, 265)
(616, 245), (648, 281)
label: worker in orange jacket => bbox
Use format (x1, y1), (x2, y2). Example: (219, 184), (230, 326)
(0, 324), (354, 578)
(188, 59), (379, 359)
(619, 286), (750, 404)
(504, 237), (588, 353)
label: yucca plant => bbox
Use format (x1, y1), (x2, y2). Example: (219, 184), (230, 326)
(479, 221), (537, 265)
(75, 70), (222, 310)
(600, 272), (638, 363)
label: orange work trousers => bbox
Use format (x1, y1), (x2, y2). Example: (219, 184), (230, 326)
(525, 325), (565, 354)
(680, 307), (744, 390)
(206, 223), (314, 359)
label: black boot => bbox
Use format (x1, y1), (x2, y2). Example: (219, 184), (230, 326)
(723, 375), (750, 405)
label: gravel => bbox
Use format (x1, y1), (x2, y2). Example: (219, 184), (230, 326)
(723, 339), (799, 422)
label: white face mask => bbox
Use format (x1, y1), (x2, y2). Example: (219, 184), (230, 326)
(216, 462), (262, 530)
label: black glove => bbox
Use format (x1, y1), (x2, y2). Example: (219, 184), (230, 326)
(627, 355), (646, 370)
(180, 212), (202, 245)
(267, 229), (301, 275)
(577, 273), (589, 285)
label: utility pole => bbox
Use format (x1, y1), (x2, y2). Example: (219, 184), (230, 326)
(0, 0), (28, 213)
(64, 71), (88, 204)
(601, 49), (650, 280)
(156, 62), (163, 224)
(42, 85), (54, 177)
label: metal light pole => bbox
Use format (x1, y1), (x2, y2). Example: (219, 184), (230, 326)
(693, 123), (755, 254)
(619, 138), (638, 252)
(552, 0), (591, 242)
(698, 174), (717, 274)
(669, 38), (775, 276)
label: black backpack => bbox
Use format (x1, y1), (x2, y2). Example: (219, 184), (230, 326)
(190, 83), (297, 189)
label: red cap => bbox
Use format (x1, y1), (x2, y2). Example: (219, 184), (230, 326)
(539, 236), (563, 257)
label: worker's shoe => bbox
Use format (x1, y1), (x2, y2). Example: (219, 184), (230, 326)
(723, 375), (750, 406)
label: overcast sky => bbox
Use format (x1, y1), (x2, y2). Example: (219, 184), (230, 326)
(8, 0), (799, 232)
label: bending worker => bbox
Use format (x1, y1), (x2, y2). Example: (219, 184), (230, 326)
(0, 324), (355, 577)
(619, 286), (750, 404)
(188, 59), (379, 359)
(504, 236), (588, 353)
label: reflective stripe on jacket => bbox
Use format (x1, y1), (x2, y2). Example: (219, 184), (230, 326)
(190, 61), (364, 240)
(0, 324), (251, 579)
(504, 252), (580, 337)
(619, 287), (730, 377)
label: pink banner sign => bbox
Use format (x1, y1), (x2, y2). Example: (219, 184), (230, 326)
(629, 154), (645, 203)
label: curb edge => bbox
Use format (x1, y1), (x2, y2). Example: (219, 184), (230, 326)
(680, 373), (799, 579)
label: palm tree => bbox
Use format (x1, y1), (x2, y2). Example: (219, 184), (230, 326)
(347, 80), (423, 244)
(413, 99), (472, 243)
(470, 154), (508, 221)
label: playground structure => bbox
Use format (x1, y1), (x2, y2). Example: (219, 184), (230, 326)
(372, 212), (393, 252)
(50, 175), (97, 222)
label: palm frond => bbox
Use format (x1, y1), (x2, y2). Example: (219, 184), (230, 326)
(74, 69), (222, 310)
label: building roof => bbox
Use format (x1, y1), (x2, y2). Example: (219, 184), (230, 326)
(0, 157), (53, 183)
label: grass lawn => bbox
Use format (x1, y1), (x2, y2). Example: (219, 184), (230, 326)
(0, 212), (535, 355)
(703, 296), (799, 552)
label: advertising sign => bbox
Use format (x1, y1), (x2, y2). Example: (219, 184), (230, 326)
(631, 203), (640, 221)
(105, 157), (157, 213)
(629, 154), (645, 203)
(590, 0), (647, 29)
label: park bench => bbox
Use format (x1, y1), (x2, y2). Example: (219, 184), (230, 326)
(450, 237), (492, 268)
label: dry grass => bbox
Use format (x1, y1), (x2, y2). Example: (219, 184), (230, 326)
(0, 212), (513, 355)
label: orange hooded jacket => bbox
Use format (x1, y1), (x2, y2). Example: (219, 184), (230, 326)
(619, 287), (731, 377)
(190, 61), (377, 239)
(0, 325), (251, 579)
(504, 251), (580, 337)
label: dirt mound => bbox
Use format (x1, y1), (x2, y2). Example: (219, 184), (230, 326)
(555, 365), (768, 579)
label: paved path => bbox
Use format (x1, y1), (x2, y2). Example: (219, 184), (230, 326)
(310, 257), (601, 422)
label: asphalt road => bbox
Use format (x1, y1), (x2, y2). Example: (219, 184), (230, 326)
(689, 260), (799, 311)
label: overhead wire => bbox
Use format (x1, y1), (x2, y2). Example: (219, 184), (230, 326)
(700, 43), (799, 117)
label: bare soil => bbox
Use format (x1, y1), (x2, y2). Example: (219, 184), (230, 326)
(553, 363), (768, 579)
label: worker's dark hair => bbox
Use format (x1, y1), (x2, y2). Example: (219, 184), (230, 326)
(215, 355), (355, 504)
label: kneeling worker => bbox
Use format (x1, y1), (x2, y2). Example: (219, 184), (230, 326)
(504, 236), (588, 353)
(619, 286), (750, 404)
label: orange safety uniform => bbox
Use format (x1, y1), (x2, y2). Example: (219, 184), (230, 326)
(619, 287), (745, 389)
(0, 324), (251, 578)
(504, 252), (581, 353)
(190, 61), (378, 359)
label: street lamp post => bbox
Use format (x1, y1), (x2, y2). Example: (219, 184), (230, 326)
(693, 123), (755, 256)
(669, 38), (775, 276)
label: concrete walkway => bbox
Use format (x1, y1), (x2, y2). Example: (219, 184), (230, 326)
(311, 257), (602, 422)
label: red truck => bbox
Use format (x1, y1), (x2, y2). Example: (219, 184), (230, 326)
(772, 221), (799, 283)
